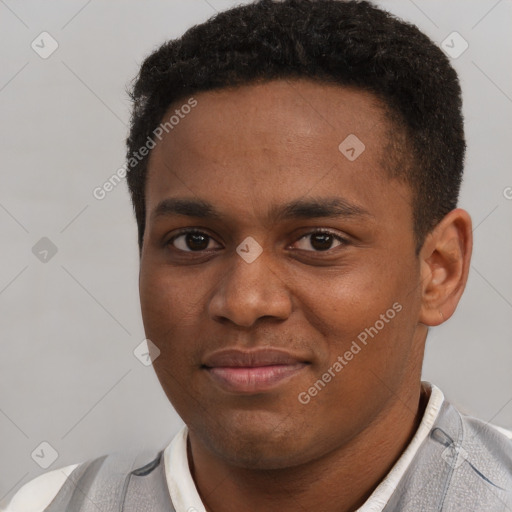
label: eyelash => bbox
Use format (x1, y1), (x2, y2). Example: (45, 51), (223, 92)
(165, 228), (350, 254)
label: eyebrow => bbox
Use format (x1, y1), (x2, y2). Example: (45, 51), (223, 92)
(150, 196), (373, 224)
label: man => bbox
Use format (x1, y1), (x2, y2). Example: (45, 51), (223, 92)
(2, 0), (511, 510)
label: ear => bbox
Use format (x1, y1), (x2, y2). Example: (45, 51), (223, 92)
(418, 208), (473, 326)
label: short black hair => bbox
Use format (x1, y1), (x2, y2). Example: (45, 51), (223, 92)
(126, 0), (465, 254)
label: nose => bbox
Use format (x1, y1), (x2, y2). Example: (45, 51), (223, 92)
(208, 246), (293, 328)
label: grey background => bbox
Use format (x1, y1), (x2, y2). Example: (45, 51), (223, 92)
(0, 0), (511, 503)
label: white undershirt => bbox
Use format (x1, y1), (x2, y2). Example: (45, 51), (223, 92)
(1, 464), (79, 512)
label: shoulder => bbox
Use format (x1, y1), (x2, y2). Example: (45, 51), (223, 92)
(0, 448), (163, 512)
(454, 409), (512, 495)
(462, 413), (512, 451)
(489, 423), (512, 440)
(0, 463), (82, 512)
(454, 404), (512, 468)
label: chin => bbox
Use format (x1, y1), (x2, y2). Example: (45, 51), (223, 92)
(194, 410), (318, 470)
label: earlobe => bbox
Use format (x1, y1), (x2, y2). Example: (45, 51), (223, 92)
(418, 208), (473, 326)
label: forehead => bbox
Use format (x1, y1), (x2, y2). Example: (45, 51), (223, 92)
(148, 79), (390, 161)
(145, 79), (407, 225)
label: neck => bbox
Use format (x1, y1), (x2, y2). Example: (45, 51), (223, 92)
(187, 382), (429, 512)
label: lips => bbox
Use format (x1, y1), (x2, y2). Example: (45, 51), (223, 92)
(202, 348), (309, 393)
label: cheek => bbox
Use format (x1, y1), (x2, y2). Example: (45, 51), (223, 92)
(139, 267), (195, 372)
(140, 264), (200, 326)
(291, 261), (394, 339)
(293, 257), (418, 376)
(139, 263), (219, 365)
(139, 267), (206, 409)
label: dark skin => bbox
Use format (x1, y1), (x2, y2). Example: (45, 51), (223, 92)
(139, 79), (472, 512)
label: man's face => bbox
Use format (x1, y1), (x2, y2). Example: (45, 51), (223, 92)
(139, 79), (425, 469)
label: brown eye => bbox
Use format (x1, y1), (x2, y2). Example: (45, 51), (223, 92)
(293, 230), (348, 252)
(168, 230), (220, 252)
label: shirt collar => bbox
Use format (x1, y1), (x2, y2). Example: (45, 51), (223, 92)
(163, 382), (445, 512)
(355, 382), (444, 511)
